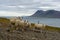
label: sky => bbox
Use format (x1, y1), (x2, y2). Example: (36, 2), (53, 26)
(0, 0), (60, 16)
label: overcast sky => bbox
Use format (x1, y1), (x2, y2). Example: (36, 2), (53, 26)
(0, 0), (60, 16)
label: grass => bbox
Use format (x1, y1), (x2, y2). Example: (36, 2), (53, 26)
(28, 23), (60, 32)
(0, 17), (10, 28)
(45, 25), (60, 32)
(0, 17), (10, 23)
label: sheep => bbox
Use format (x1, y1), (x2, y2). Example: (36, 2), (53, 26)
(11, 18), (28, 26)
(9, 17), (23, 25)
(15, 20), (24, 26)
(9, 17), (47, 31)
(9, 17), (17, 25)
(34, 23), (47, 29)
(14, 20), (31, 31)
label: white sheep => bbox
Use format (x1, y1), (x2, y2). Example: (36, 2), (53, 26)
(10, 18), (16, 23)
(9, 17), (47, 30)
(34, 23), (46, 29)
(11, 18), (29, 27)
(15, 20), (25, 26)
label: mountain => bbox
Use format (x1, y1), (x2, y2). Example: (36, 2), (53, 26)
(31, 10), (60, 18)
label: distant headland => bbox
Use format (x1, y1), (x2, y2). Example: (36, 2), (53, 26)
(31, 10), (60, 18)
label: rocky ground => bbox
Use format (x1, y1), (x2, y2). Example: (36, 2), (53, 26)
(0, 28), (60, 40)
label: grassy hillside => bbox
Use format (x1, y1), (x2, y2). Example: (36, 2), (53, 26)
(0, 17), (10, 28)
(0, 17), (10, 23)
(0, 17), (60, 40)
(45, 25), (60, 32)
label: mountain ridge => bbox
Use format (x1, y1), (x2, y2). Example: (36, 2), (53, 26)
(31, 10), (60, 18)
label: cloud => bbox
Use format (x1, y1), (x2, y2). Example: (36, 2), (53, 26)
(0, 0), (60, 16)
(0, 11), (35, 16)
(7, 6), (17, 8)
(0, 0), (60, 10)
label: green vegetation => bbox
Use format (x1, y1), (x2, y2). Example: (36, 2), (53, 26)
(0, 17), (10, 23)
(45, 25), (60, 32)
(0, 17), (10, 28)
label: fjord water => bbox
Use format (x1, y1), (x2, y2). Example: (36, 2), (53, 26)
(22, 17), (60, 27)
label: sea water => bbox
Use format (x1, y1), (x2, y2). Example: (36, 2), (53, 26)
(22, 17), (60, 27)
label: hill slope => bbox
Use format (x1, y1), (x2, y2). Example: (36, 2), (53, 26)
(31, 10), (60, 18)
(0, 17), (60, 40)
